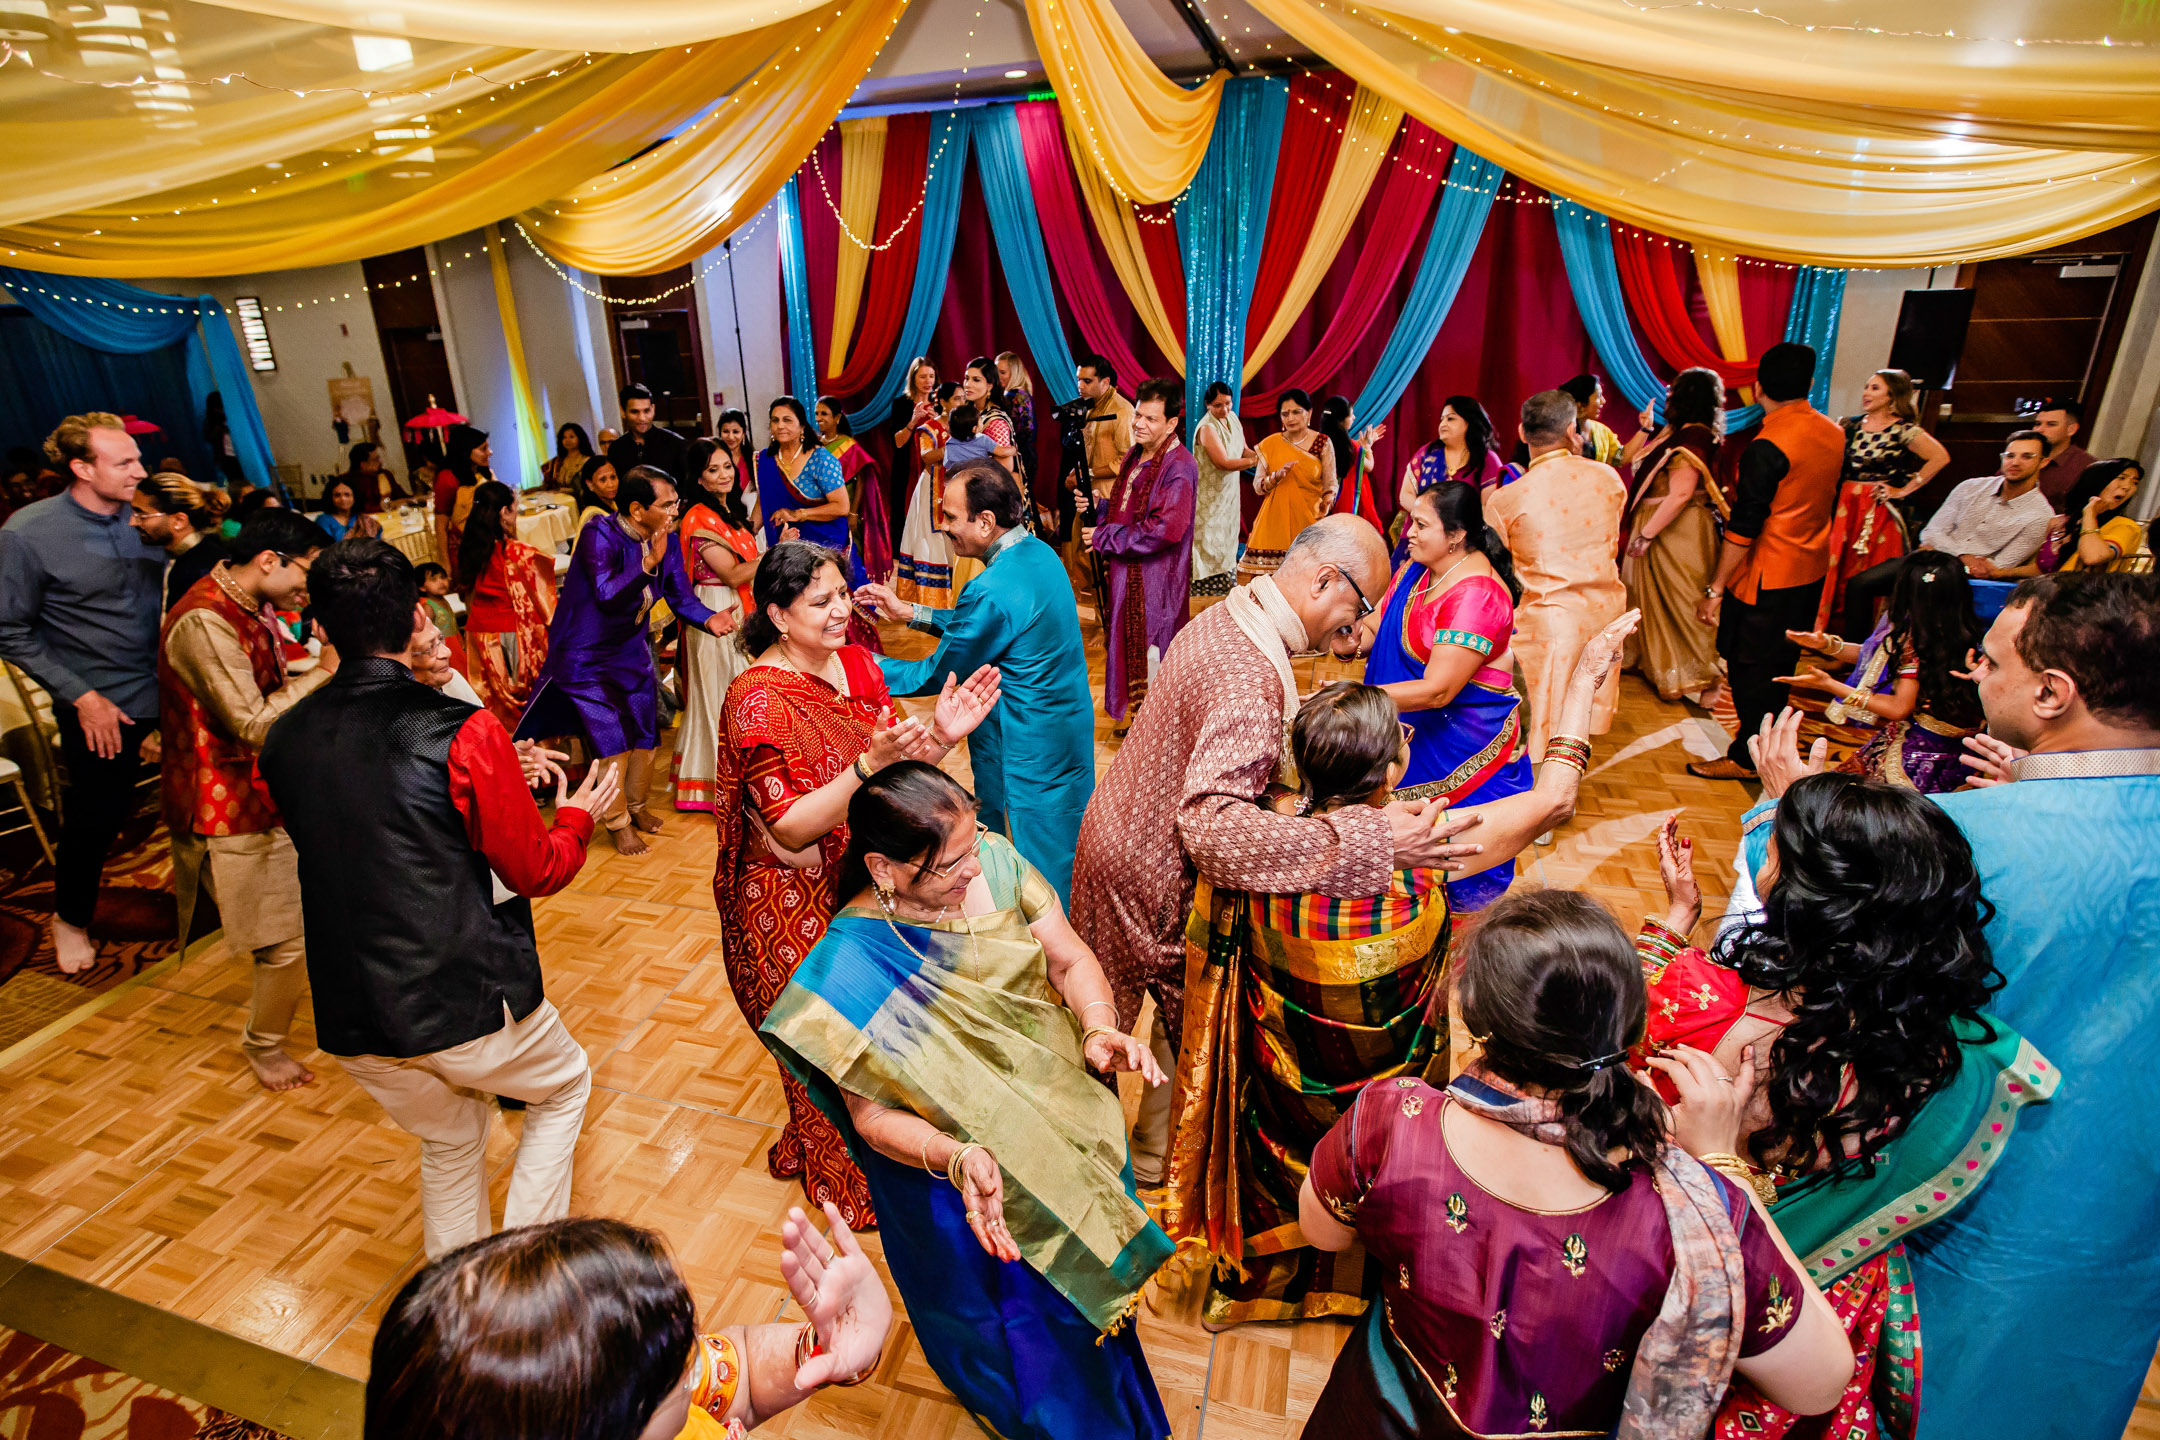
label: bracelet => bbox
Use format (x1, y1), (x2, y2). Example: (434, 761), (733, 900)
(1542, 734), (1592, 774)
(920, 1133), (939, 1173)
(946, 1142), (983, 1192)
(1081, 1025), (1123, 1060)
(1818, 632), (1846, 654)
(853, 755), (873, 783)
(1080, 1000), (1118, 1021)
(795, 1322), (884, 1388)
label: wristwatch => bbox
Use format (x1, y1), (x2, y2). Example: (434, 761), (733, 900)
(1702, 585), (1722, 599)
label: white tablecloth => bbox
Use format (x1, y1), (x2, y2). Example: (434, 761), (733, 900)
(377, 492), (579, 568)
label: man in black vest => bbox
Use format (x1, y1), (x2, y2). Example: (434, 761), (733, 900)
(260, 537), (619, 1259)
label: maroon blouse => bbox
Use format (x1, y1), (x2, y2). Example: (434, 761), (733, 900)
(1309, 1077), (1802, 1436)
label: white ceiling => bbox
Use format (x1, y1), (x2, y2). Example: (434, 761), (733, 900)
(851, 0), (1307, 109)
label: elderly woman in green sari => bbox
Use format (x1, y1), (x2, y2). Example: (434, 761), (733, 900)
(758, 762), (1175, 1439)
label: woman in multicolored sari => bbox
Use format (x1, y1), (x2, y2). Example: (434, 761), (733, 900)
(815, 400), (891, 587)
(761, 762), (1174, 1439)
(1621, 366), (1727, 704)
(455, 480), (556, 728)
(1296, 886), (1854, 1439)
(1167, 615), (1644, 1331)
(1393, 397), (1503, 567)
(1361, 481), (1530, 912)
(893, 382), (958, 608)
(1238, 389), (1336, 583)
(715, 542), (1000, 1228)
(1640, 775), (2054, 1439)
(1778, 551), (1982, 794)
(672, 439), (761, 813)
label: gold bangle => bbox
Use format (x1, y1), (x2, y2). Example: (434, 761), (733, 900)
(1080, 999), (1117, 1020)
(946, 1142), (983, 1191)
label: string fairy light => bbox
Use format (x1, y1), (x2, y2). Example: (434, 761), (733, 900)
(1609, 0), (2147, 48)
(0, 40), (597, 103)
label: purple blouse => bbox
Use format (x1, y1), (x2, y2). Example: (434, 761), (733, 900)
(1310, 1078), (1801, 1436)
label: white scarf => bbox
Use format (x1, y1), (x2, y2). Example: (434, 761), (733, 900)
(1221, 576), (1307, 787)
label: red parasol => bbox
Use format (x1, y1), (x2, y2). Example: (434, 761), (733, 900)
(119, 414), (161, 435)
(402, 394), (467, 444)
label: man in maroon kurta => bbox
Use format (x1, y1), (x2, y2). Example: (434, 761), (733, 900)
(1086, 378), (1195, 723)
(1071, 514), (1480, 1183)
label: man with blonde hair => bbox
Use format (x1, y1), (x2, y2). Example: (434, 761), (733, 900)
(0, 414), (162, 972)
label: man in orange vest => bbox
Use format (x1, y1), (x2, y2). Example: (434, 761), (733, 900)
(160, 508), (336, 1090)
(1688, 343), (1844, 780)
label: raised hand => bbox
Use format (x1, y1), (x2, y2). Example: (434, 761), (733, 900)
(563, 758), (622, 818)
(1656, 813), (1700, 937)
(515, 740), (571, 790)
(1784, 628), (1842, 657)
(1770, 665), (1836, 693)
(781, 1203), (894, 1390)
(1746, 707), (1826, 799)
(1959, 731), (2026, 787)
(931, 665), (1002, 745)
(855, 581), (909, 624)
(864, 706), (934, 770)
(1573, 608), (1642, 693)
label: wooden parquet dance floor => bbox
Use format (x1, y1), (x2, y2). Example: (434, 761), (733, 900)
(0, 597), (2147, 1439)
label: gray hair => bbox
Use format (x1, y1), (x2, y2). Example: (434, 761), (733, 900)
(1279, 514), (1387, 588)
(1520, 389), (1579, 447)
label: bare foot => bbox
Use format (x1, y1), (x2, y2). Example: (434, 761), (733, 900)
(52, 918), (96, 974)
(629, 808), (664, 835)
(609, 824), (651, 855)
(248, 1049), (316, 1091)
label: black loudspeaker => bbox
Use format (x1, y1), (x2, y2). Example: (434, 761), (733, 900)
(1887, 289), (1977, 391)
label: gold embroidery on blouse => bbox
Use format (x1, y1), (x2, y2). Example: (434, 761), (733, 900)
(1402, 1094), (1426, 1118)
(1602, 1349), (1628, 1373)
(1441, 1362), (1458, 1402)
(1761, 1276), (1795, 1334)
(1489, 1309), (1508, 1339)
(1561, 1233), (1587, 1278)
(1445, 1193), (1469, 1233)
(1398, 1262), (1411, 1290)
(1692, 983), (1719, 1011)
(1529, 1393), (1550, 1431)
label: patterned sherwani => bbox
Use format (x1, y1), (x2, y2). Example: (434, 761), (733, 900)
(1070, 586), (1395, 1047)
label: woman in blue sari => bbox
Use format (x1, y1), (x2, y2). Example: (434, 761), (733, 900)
(759, 394), (879, 650)
(1391, 395), (1502, 568)
(1362, 480), (1532, 911)
(758, 762), (1175, 1439)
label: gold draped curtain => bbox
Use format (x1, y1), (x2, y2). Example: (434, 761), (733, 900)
(1, 0), (2154, 277)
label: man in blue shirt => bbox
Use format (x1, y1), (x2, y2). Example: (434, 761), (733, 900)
(0, 413), (164, 972)
(858, 461), (1094, 903)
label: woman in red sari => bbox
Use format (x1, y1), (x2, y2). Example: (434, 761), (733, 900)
(456, 480), (556, 727)
(715, 541), (1002, 1226)
(673, 439), (762, 813)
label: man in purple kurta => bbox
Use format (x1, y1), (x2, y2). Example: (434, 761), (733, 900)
(517, 468), (723, 851)
(1086, 379), (1196, 723)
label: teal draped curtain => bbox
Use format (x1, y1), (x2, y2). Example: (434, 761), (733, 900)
(1351, 148), (1503, 430)
(1177, 76), (1288, 427)
(0, 267), (275, 487)
(973, 106), (1078, 407)
(844, 111), (973, 432)
(778, 178), (821, 409)
(1784, 266), (1847, 412)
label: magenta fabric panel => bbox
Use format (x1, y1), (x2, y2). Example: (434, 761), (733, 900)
(1015, 101), (1154, 392)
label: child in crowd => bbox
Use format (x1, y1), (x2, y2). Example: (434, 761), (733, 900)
(939, 403), (996, 472)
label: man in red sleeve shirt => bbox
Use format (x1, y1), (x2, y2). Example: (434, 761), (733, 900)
(260, 537), (619, 1259)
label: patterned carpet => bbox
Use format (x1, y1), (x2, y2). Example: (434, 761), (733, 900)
(0, 1326), (285, 1439)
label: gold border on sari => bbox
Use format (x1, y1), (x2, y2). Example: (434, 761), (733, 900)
(1393, 707), (1522, 804)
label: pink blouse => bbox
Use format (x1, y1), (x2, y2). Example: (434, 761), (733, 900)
(1396, 571), (1516, 691)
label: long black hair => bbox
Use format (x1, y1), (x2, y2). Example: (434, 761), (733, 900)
(1318, 395), (1356, 481)
(1415, 479), (1521, 604)
(1665, 366), (1727, 439)
(456, 480), (517, 590)
(552, 422), (593, 463)
(679, 437), (724, 517)
(1717, 772), (1999, 1180)
(443, 424), (490, 486)
(364, 1218), (695, 1440)
(1439, 395), (1496, 478)
(1456, 888), (1667, 1192)
(835, 761), (980, 905)
(1885, 550), (1983, 728)
(741, 538), (847, 654)
(2061, 457), (2143, 528)
(963, 357), (1007, 422)
(573, 458), (618, 517)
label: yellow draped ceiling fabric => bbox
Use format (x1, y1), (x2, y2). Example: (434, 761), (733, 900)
(190, 0), (836, 52)
(1062, 117), (1185, 371)
(1692, 249), (1754, 402)
(1241, 0), (2160, 265)
(1241, 85), (1400, 381)
(826, 118), (888, 378)
(1025, 0), (1227, 204)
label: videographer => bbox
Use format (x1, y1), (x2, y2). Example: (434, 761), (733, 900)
(1061, 354), (1133, 600)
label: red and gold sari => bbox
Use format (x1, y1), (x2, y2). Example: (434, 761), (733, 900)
(713, 647), (889, 1227)
(463, 539), (556, 728)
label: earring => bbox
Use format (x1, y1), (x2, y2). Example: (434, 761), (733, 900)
(875, 881), (896, 913)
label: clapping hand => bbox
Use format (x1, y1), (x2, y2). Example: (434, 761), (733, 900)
(780, 1203), (893, 1390)
(931, 665), (1001, 745)
(516, 740), (571, 789)
(1656, 813), (1700, 937)
(1959, 731), (2026, 787)
(1084, 1027), (1168, 1085)
(562, 758), (622, 818)
(1784, 628), (1842, 657)
(705, 611), (739, 638)
(1746, 707), (1827, 799)
(864, 706), (940, 770)
(1573, 608), (1642, 694)
(1770, 664), (1837, 693)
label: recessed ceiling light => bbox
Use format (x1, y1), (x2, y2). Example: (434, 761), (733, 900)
(1004, 68), (1026, 78)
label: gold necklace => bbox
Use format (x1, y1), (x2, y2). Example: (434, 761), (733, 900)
(880, 897), (981, 979)
(1409, 553), (1475, 607)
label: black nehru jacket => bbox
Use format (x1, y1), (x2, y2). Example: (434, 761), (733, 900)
(607, 424), (687, 485)
(260, 657), (556, 1058)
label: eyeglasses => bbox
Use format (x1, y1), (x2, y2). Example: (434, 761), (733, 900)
(274, 551), (314, 574)
(1333, 566), (1375, 619)
(923, 821), (990, 878)
(1400, 720), (1415, 749)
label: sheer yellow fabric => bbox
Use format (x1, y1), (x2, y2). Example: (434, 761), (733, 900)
(518, 0), (908, 275)
(484, 224), (548, 471)
(1240, 86), (1399, 381)
(1026, 0), (1227, 204)
(1692, 250), (1753, 402)
(826, 118), (888, 378)
(189, 0), (834, 52)
(1241, 0), (2160, 265)
(1063, 117), (1185, 371)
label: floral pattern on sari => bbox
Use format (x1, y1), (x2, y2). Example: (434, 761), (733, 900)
(464, 540), (556, 728)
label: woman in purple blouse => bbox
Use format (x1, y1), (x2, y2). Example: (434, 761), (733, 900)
(1296, 888), (1853, 1438)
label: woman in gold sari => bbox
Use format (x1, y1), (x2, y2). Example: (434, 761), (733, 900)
(1621, 366), (1726, 704)
(1164, 612), (1640, 1329)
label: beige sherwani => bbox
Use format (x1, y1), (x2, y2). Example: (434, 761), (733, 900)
(1484, 452), (1626, 758)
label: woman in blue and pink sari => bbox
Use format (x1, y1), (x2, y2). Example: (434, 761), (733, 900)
(761, 395), (879, 652)
(1393, 396), (1504, 568)
(1363, 481), (1531, 911)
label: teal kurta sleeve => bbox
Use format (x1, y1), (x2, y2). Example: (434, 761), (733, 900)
(878, 590), (1006, 698)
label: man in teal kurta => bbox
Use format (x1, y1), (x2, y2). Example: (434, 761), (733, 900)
(1742, 573), (2160, 1440)
(859, 461), (1095, 902)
